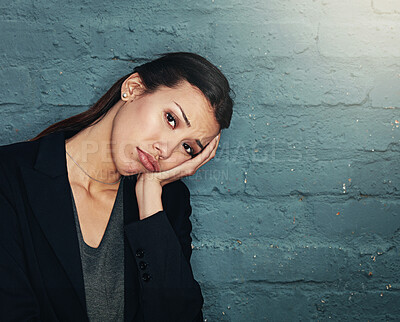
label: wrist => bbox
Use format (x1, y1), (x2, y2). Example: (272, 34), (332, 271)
(135, 175), (163, 220)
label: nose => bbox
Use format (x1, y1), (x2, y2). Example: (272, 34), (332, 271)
(153, 140), (174, 160)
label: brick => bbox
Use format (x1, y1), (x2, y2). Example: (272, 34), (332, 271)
(229, 104), (400, 157)
(204, 0), (323, 23)
(0, 0), (36, 20)
(191, 243), (350, 284)
(0, 105), (89, 144)
(230, 56), (373, 107)
(38, 68), (99, 106)
(196, 280), (400, 321)
(34, 57), (140, 106)
(313, 290), (400, 320)
(0, 105), (37, 143)
(213, 22), (316, 58)
(313, 198), (400, 238)
(0, 21), (88, 62)
(370, 71), (400, 108)
(356, 244), (400, 282)
(350, 158), (400, 195)
(318, 23), (400, 57)
(201, 283), (313, 321)
(89, 21), (214, 60)
(0, 67), (33, 105)
(190, 196), (308, 240)
(246, 154), (400, 197)
(372, 0), (400, 14)
(245, 159), (352, 196)
(319, 0), (374, 20)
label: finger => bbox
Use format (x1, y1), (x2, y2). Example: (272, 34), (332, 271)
(196, 134), (220, 169)
(196, 134), (219, 167)
(184, 134), (218, 168)
(155, 163), (196, 185)
(190, 137), (218, 170)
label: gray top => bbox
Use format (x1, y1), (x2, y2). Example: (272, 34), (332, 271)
(70, 178), (125, 322)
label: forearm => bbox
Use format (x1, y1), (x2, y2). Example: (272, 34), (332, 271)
(129, 179), (204, 321)
(124, 210), (203, 321)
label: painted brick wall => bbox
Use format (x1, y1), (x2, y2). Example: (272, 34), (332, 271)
(1, 0), (399, 320)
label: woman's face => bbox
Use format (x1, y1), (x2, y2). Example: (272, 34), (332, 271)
(110, 74), (220, 175)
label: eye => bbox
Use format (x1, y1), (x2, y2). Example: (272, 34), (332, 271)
(166, 112), (177, 128)
(182, 143), (194, 156)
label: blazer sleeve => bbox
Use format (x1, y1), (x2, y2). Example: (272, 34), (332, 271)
(124, 181), (204, 322)
(0, 162), (41, 321)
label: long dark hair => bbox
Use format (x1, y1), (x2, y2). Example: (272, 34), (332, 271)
(29, 52), (234, 141)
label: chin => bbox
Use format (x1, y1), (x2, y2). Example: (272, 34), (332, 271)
(114, 159), (139, 176)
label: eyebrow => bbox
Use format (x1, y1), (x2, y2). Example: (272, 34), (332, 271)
(173, 101), (191, 127)
(196, 140), (204, 150)
(173, 101), (204, 151)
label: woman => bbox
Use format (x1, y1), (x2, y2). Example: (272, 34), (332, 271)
(0, 52), (233, 321)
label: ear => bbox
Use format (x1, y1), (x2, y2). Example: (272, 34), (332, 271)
(121, 72), (144, 101)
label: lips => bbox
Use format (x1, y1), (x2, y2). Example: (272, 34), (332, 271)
(136, 147), (160, 172)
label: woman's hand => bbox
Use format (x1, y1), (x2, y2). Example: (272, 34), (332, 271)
(135, 134), (220, 220)
(142, 134), (220, 187)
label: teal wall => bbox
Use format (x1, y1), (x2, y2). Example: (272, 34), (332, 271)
(1, 0), (400, 320)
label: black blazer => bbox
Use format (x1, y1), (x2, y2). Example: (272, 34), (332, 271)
(0, 130), (203, 321)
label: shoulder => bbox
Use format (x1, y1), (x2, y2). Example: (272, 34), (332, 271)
(0, 140), (34, 209)
(0, 139), (39, 201)
(0, 138), (39, 171)
(0, 138), (39, 190)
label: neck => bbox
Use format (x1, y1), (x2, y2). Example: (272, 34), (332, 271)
(65, 100), (125, 192)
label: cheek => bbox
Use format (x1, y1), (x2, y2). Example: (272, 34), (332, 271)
(126, 106), (159, 134)
(114, 104), (161, 145)
(137, 111), (160, 132)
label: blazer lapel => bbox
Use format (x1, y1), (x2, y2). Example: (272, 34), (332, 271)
(20, 130), (87, 316)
